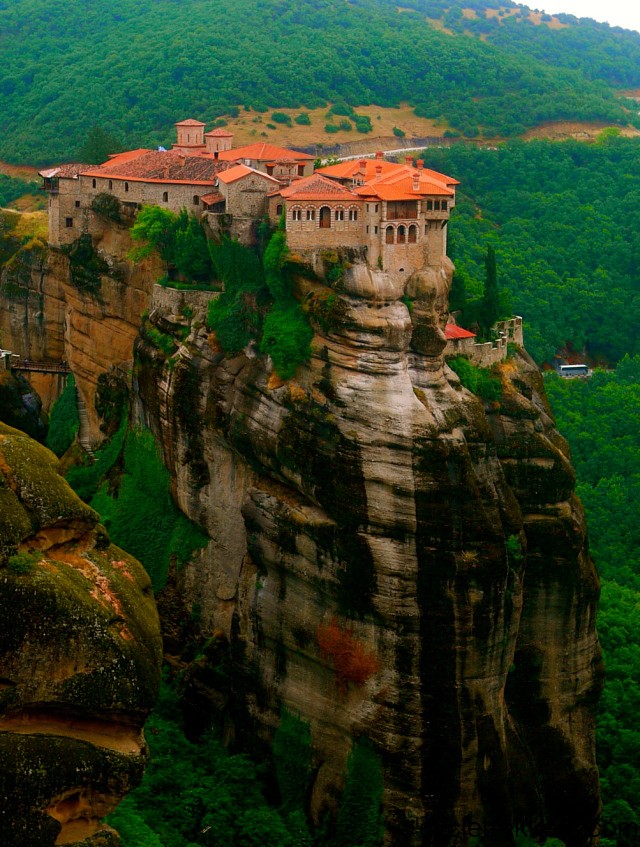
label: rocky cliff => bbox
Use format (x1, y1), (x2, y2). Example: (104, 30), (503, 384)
(0, 422), (162, 846)
(132, 255), (602, 847)
(0, 209), (162, 436)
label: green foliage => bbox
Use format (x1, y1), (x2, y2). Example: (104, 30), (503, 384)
(427, 139), (640, 364)
(294, 113), (311, 126)
(479, 244), (500, 338)
(392, 126), (405, 138)
(447, 357), (502, 402)
(353, 115), (373, 134)
(46, 374), (79, 457)
(260, 303), (313, 381)
(1, 0), (640, 163)
(338, 119), (352, 132)
(131, 207), (213, 282)
(91, 192), (122, 224)
(263, 229), (289, 302)
(62, 233), (111, 293)
(273, 709), (312, 816)
(325, 124), (339, 134)
(333, 740), (384, 847)
(546, 357), (640, 840)
(271, 112), (292, 127)
(6, 551), (39, 574)
(0, 174), (39, 207)
(77, 125), (123, 164)
(90, 428), (208, 591)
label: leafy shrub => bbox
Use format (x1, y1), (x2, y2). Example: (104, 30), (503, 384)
(273, 709), (312, 815)
(66, 411), (128, 502)
(354, 115), (373, 134)
(260, 302), (313, 380)
(325, 124), (339, 134)
(91, 192), (121, 223)
(392, 126), (405, 138)
(338, 119), (352, 131)
(62, 233), (111, 293)
(448, 357), (502, 401)
(294, 113), (311, 126)
(131, 207), (213, 282)
(46, 374), (79, 457)
(271, 112), (292, 126)
(316, 620), (380, 691)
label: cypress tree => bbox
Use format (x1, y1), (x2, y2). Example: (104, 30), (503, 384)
(480, 244), (500, 339)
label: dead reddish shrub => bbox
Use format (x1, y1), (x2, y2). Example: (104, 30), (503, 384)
(316, 619), (380, 690)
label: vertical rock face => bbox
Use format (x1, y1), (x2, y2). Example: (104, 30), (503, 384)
(135, 251), (601, 847)
(0, 215), (162, 442)
(0, 423), (162, 846)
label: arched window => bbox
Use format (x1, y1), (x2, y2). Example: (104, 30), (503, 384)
(292, 208), (302, 222)
(397, 225), (406, 244)
(92, 179), (96, 188)
(335, 208), (345, 221)
(306, 209), (315, 221)
(276, 204), (283, 216)
(108, 180), (113, 190)
(349, 208), (358, 221)
(124, 182), (129, 193)
(193, 195), (200, 205)
(408, 225), (417, 243)
(385, 226), (394, 244)
(162, 191), (168, 202)
(319, 206), (331, 228)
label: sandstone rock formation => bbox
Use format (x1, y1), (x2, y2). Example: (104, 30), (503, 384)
(133, 252), (602, 847)
(0, 423), (162, 846)
(0, 212), (162, 440)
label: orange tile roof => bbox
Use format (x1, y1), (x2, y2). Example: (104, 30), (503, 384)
(175, 118), (206, 126)
(205, 128), (234, 137)
(200, 192), (225, 205)
(82, 150), (224, 184)
(351, 165), (455, 201)
(39, 163), (92, 179)
(317, 159), (400, 180)
(218, 142), (314, 162)
(445, 323), (476, 340)
(273, 174), (360, 202)
(217, 164), (280, 184)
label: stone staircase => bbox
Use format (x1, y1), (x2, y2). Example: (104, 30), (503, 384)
(75, 389), (94, 457)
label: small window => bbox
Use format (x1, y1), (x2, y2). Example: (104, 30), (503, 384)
(441, 200), (448, 210)
(385, 226), (394, 244)
(426, 200), (433, 211)
(292, 209), (302, 221)
(298, 165), (305, 176)
(349, 209), (358, 221)
(408, 225), (417, 243)
(65, 217), (73, 228)
(162, 191), (168, 202)
(374, 204), (379, 213)
(92, 179), (96, 188)
(397, 225), (406, 244)
(193, 195), (200, 205)
(267, 166), (274, 176)
(434, 200), (440, 211)
(276, 204), (283, 216)
(366, 225), (369, 234)
(306, 209), (315, 221)
(124, 182), (129, 192)
(335, 209), (345, 221)
(374, 226), (378, 234)
(109, 180), (113, 190)
(75, 200), (80, 208)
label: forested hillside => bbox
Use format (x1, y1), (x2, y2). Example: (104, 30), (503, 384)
(547, 363), (640, 844)
(1, 0), (640, 164)
(426, 135), (640, 365)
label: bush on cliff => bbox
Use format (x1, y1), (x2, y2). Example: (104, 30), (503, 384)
(46, 374), (80, 457)
(447, 357), (502, 402)
(130, 207), (213, 283)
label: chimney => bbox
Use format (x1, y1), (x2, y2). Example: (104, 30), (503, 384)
(412, 173), (420, 192)
(405, 156), (413, 165)
(179, 155), (186, 167)
(416, 159), (424, 169)
(375, 164), (382, 175)
(358, 159), (367, 172)
(375, 151), (383, 159)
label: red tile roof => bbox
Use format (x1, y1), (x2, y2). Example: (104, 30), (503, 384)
(317, 159), (400, 180)
(273, 174), (360, 202)
(218, 142), (314, 162)
(82, 150), (225, 184)
(200, 192), (225, 205)
(217, 164), (280, 184)
(39, 163), (92, 179)
(205, 128), (234, 137)
(445, 324), (476, 340)
(352, 166), (455, 201)
(175, 118), (206, 126)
